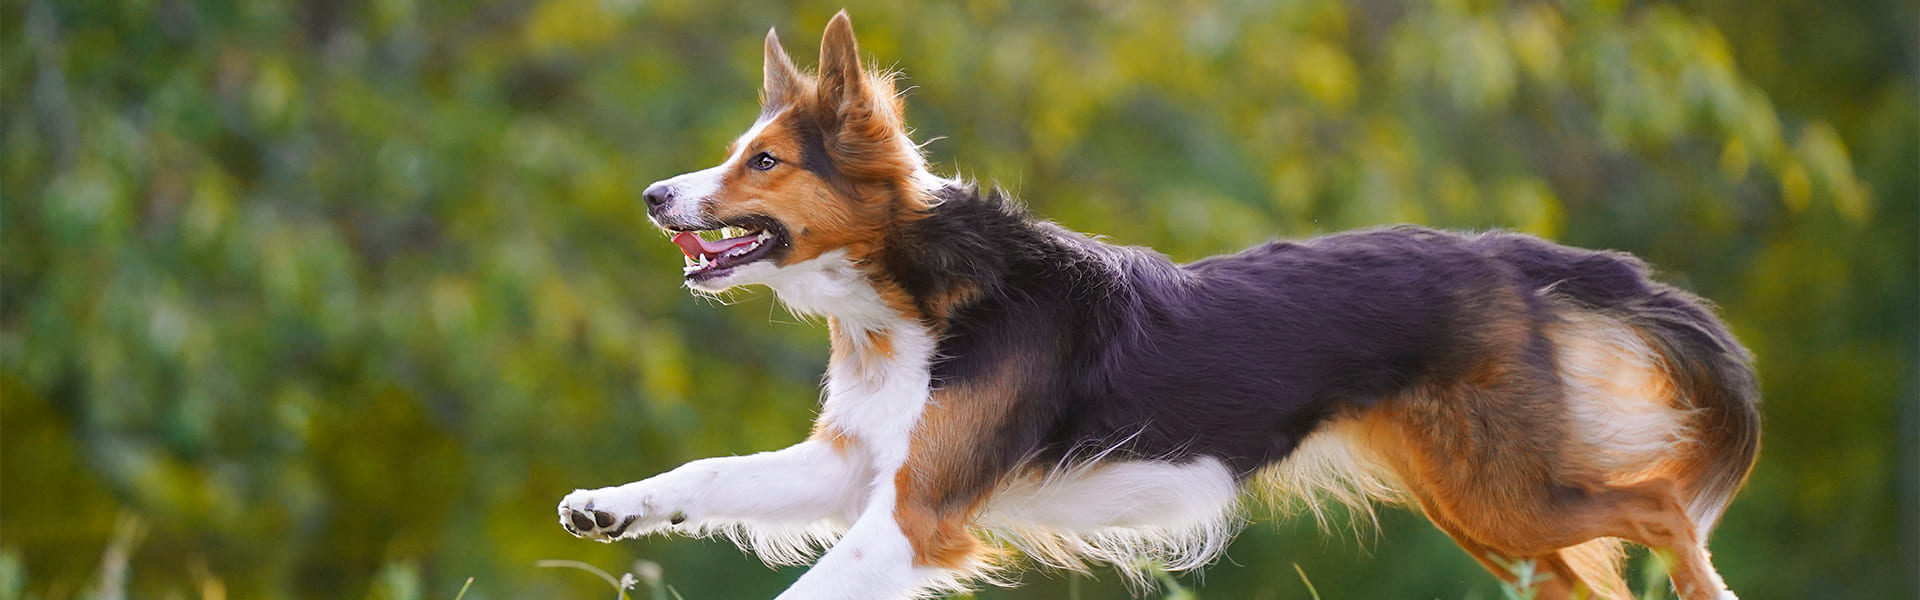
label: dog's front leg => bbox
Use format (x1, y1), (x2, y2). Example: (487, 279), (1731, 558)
(774, 396), (1014, 598)
(557, 439), (868, 541)
(770, 479), (949, 600)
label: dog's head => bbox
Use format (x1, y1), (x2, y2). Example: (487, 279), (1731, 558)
(643, 11), (931, 295)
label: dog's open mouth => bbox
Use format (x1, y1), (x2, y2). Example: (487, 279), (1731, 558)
(669, 218), (787, 281)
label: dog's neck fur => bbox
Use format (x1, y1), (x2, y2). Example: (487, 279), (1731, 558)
(877, 184), (1074, 315)
(759, 180), (1053, 326)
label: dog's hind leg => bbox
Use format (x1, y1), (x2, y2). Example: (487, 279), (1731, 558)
(1554, 538), (1632, 600)
(1411, 492), (1626, 600)
(1345, 382), (1699, 599)
(1410, 463), (1729, 600)
(1586, 480), (1735, 600)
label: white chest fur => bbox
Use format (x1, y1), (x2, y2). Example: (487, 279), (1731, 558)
(760, 250), (935, 472)
(820, 324), (936, 472)
(759, 252), (952, 600)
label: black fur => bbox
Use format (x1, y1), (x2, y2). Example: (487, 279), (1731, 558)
(886, 183), (1753, 483)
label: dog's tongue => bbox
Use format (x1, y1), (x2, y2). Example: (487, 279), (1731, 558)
(672, 231), (756, 259)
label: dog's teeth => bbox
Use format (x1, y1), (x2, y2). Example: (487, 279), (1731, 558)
(723, 241), (758, 259)
(757, 231), (772, 242)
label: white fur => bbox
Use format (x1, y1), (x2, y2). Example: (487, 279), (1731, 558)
(691, 249), (899, 336)
(773, 285), (949, 599)
(555, 439), (869, 564)
(977, 457), (1242, 586)
(1554, 313), (1694, 480)
(728, 110), (786, 164)
(775, 486), (952, 600)
(1256, 422), (1405, 534)
(648, 162), (724, 226)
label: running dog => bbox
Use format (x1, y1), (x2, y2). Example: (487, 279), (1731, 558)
(558, 12), (1758, 600)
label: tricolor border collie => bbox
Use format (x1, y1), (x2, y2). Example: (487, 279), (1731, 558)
(559, 12), (1758, 600)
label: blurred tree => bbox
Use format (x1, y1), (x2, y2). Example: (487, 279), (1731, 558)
(1, 0), (1912, 598)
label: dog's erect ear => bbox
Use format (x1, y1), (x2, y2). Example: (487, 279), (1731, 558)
(816, 10), (865, 115)
(763, 27), (803, 108)
(811, 10), (917, 185)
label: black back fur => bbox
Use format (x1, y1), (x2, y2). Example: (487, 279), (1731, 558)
(884, 183), (1753, 484)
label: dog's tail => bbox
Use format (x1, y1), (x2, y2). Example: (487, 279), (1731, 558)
(1498, 236), (1763, 536)
(1629, 287), (1762, 536)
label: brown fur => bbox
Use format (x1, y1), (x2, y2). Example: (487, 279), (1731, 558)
(810, 421), (856, 456)
(914, 281), (982, 326)
(1559, 538), (1632, 600)
(892, 357), (1030, 569)
(828, 322), (896, 384)
(1328, 306), (1735, 600)
(893, 469), (988, 569)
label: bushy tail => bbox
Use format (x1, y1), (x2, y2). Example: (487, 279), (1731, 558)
(1628, 292), (1762, 535)
(1491, 234), (1763, 535)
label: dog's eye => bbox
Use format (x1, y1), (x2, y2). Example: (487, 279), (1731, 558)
(749, 152), (778, 171)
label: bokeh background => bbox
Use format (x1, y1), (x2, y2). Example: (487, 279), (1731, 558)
(3, 0), (1915, 598)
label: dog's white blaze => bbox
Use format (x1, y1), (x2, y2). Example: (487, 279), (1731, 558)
(650, 162), (726, 225)
(978, 457), (1241, 583)
(728, 109), (786, 164)
(649, 110), (787, 226)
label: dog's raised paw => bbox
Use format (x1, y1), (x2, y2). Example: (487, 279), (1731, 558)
(556, 488), (651, 542)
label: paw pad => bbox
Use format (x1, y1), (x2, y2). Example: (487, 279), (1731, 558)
(557, 494), (650, 542)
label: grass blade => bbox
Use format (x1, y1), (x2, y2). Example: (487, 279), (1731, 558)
(536, 560), (631, 599)
(1293, 563), (1322, 600)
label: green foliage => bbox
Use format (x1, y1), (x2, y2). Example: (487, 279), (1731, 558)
(2, 0), (1913, 598)
(1496, 559), (1545, 600)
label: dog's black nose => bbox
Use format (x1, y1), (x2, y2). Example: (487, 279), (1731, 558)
(642, 183), (672, 210)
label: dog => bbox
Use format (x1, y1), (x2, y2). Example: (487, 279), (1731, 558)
(558, 12), (1759, 600)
